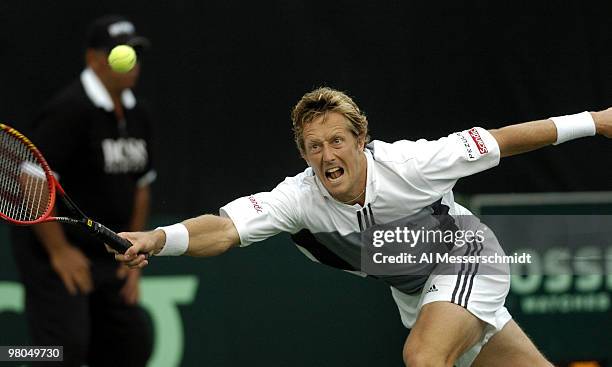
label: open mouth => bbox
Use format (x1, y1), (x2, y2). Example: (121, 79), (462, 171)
(325, 167), (344, 181)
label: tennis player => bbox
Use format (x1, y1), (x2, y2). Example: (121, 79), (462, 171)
(114, 87), (612, 366)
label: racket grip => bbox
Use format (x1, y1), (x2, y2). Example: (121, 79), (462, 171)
(89, 221), (133, 254)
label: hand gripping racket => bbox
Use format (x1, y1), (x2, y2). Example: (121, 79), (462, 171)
(0, 123), (133, 253)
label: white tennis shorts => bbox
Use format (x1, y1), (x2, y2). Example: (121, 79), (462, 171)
(391, 272), (512, 367)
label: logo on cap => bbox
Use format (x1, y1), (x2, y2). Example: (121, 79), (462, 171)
(108, 21), (135, 37)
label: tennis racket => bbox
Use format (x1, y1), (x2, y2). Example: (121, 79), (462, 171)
(0, 123), (133, 253)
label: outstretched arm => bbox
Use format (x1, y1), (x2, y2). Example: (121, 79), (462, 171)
(490, 108), (612, 158)
(114, 177), (304, 269)
(115, 214), (240, 268)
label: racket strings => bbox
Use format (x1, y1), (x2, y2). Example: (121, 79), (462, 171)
(0, 131), (51, 222)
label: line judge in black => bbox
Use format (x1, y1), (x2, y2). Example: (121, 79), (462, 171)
(10, 15), (156, 367)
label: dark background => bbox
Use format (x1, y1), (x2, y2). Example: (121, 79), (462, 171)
(0, 2), (611, 366)
(0, 2), (611, 219)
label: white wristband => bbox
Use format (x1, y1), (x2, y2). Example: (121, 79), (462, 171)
(550, 111), (596, 145)
(155, 223), (189, 256)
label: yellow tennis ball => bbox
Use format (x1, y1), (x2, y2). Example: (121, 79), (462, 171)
(108, 45), (137, 73)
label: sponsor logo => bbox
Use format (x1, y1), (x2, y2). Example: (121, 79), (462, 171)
(101, 138), (148, 174)
(108, 21), (135, 37)
(456, 132), (476, 160)
(248, 195), (264, 213)
(468, 128), (488, 154)
(426, 284), (439, 293)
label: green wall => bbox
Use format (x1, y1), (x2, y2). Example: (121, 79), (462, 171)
(0, 223), (407, 367)
(1, 199), (611, 366)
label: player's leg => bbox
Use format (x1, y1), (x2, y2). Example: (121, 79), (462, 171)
(471, 319), (553, 367)
(392, 269), (512, 367)
(88, 262), (152, 367)
(402, 301), (485, 367)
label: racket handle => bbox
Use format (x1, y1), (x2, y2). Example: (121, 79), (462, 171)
(89, 221), (133, 254)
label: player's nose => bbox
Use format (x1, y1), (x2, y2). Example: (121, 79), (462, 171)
(321, 145), (335, 162)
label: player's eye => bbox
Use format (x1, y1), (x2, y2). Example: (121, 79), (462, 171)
(332, 137), (343, 145)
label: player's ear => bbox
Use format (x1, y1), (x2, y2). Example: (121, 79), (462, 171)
(298, 144), (307, 162)
(300, 151), (313, 167)
(357, 134), (366, 151)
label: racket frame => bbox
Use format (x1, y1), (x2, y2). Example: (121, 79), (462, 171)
(0, 123), (133, 253)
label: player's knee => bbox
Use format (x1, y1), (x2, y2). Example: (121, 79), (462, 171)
(403, 353), (448, 367)
(519, 353), (554, 367)
(403, 344), (452, 367)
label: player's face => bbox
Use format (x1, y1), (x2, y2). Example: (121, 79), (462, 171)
(302, 112), (367, 204)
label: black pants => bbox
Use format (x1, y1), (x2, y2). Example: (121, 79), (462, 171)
(12, 235), (153, 367)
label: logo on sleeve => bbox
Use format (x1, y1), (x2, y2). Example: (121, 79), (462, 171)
(468, 128), (488, 154)
(248, 195), (264, 214)
(456, 132), (476, 161)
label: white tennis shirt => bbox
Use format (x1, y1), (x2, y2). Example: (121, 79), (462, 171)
(220, 127), (501, 293)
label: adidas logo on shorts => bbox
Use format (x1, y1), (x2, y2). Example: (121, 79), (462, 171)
(426, 284), (439, 293)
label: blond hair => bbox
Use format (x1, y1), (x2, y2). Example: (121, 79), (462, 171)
(291, 87), (369, 154)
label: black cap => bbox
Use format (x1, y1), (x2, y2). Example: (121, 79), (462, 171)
(86, 15), (150, 51)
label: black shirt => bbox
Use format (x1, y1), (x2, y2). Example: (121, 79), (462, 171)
(13, 69), (155, 259)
